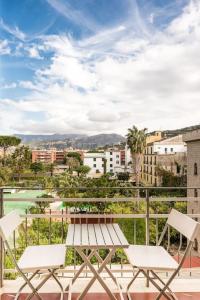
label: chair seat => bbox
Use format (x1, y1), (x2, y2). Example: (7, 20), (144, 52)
(18, 244), (66, 272)
(125, 245), (178, 271)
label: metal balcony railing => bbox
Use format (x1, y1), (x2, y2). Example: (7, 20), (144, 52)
(0, 186), (200, 288)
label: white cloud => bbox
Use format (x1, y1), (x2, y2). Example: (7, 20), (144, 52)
(0, 82), (16, 89)
(0, 39), (11, 55)
(0, 19), (26, 41)
(27, 46), (42, 59)
(1, 0), (200, 135)
(46, 0), (98, 32)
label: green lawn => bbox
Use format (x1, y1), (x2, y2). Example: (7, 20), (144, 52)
(3, 190), (44, 214)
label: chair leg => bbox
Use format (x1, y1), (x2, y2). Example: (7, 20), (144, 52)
(14, 271), (40, 300)
(16, 269), (43, 300)
(141, 270), (173, 300)
(24, 269), (56, 300)
(126, 269), (141, 300)
(49, 269), (64, 300)
(151, 271), (178, 300)
(155, 271), (179, 300)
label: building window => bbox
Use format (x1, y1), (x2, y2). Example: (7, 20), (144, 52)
(116, 155), (119, 158)
(194, 163), (198, 175)
(110, 152), (112, 155)
(116, 160), (119, 164)
(93, 164), (96, 168)
(165, 148), (167, 153)
(176, 164), (181, 174)
(110, 169), (113, 173)
(93, 158), (96, 161)
(171, 148), (173, 152)
(110, 158), (113, 161)
(194, 189), (198, 198)
(110, 164), (113, 167)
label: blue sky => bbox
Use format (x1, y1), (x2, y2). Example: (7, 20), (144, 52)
(0, 0), (199, 135)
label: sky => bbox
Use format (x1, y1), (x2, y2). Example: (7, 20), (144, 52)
(0, 0), (200, 136)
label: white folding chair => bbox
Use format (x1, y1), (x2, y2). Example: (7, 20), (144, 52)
(0, 210), (66, 300)
(125, 208), (200, 300)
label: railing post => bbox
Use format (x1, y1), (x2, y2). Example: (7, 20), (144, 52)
(145, 188), (150, 246)
(0, 188), (4, 288)
(145, 188), (150, 287)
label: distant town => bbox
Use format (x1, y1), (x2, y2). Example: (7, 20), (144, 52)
(7, 124), (199, 186)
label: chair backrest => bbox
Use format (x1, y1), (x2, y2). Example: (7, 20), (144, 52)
(0, 211), (22, 241)
(167, 209), (200, 241)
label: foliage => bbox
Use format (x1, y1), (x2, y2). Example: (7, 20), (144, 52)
(0, 166), (12, 185)
(29, 194), (53, 213)
(9, 146), (32, 180)
(0, 136), (21, 166)
(117, 172), (130, 181)
(126, 126), (147, 186)
(75, 165), (91, 177)
(45, 163), (55, 177)
(30, 162), (44, 175)
(157, 167), (186, 187)
(63, 152), (82, 172)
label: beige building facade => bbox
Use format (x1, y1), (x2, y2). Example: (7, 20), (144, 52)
(183, 130), (200, 254)
(141, 135), (187, 186)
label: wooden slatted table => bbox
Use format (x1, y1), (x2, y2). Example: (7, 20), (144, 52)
(66, 223), (129, 300)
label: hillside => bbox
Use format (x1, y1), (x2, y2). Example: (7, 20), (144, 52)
(15, 124), (200, 150)
(15, 133), (125, 149)
(16, 134), (86, 143)
(163, 124), (200, 137)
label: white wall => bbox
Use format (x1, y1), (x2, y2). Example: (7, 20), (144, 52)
(83, 147), (132, 177)
(105, 151), (121, 173)
(84, 153), (105, 175)
(153, 144), (187, 155)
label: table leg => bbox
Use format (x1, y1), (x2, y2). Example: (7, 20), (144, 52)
(65, 249), (96, 291)
(94, 250), (122, 287)
(76, 248), (118, 300)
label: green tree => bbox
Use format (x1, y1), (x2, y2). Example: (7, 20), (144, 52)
(11, 146), (32, 180)
(64, 152), (82, 172)
(126, 126), (147, 188)
(66, 152), (82, 163)
(30, 162), (43, 176)
(117, 172), (130, 181)
(45, 163), (55, 177)
(0, 136), (21, 166)
(75, 165), (91, 177)
(0, 166), (12, 185)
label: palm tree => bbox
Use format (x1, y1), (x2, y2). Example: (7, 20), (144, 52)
(126, 126), (147, 190)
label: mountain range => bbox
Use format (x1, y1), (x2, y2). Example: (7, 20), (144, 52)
(15, 124), (200, 150)
(16, 133), (126, 149)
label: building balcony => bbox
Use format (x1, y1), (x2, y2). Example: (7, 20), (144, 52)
(1, 186), (200, 299)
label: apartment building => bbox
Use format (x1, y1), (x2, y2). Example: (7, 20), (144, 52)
(141, 135), (187, 186)
(32, 149), (84, 164)
(105, 150), (121, 173)
(83, 152), (105, 177)
(83, 147), (132, 177)
(183, 130), (200, 254)
(32, 149), (57, 164)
